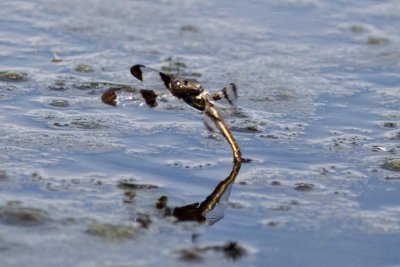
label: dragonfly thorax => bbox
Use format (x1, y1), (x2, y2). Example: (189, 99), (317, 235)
(170, 78), (204, 97)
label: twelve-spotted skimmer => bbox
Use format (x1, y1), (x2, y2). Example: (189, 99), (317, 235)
(102, 64), (242, 163)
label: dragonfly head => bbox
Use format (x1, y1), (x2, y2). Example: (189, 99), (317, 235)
(171, 78), (204, 96)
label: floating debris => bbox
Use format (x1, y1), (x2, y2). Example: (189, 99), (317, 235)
(170, 160), (213, 169)
(75, 63), (94, 73)
(156, 195), (168, 209)
(294, 183), (314, 192)
(51, 52), (63, 63)
(178, 249), (203, 262)
(383, 122), (397, 128)
(0, 204), (50, 226)
(371, 145), (387, 152)
(384, 176), (400, 180)
(117, 180), (158, 190)
(117, 179), (159, 204)
(0, 71), (28, 82)
(52, 122), (69, 127)
(382, 158), (400, 172)
(269, 205), (291, 211)
(135, 212), (152, 229)
(231, 125), (261, 133)
(350, 25), (365, 33)
(367, 37), (389, 45)
(49, 99), (69, 107)
(180, 25), (200, 33)
(122, 191), (136, 204)
(259, 134), (279, 139)
(265, 220), (279, 227)
(86, 222), (135, 240)
(270, 181), (281, 186)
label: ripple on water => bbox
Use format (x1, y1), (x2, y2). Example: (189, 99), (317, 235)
(1, 124), (123, 160)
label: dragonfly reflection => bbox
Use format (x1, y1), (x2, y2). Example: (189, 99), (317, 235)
(172, 159), (241, 224)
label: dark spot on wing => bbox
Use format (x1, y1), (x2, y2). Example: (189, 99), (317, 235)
(231, 83), (238, 97)
(140, 89), (158, 107)
(101, 88), (118, 106)
(223, 83), (237, 105)
(101, 87), (136, 107)
(130, 64), (144, 81)
(159, 72), (172, 89)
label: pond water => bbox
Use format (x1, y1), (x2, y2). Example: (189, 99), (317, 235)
(1, 0), (400, 266)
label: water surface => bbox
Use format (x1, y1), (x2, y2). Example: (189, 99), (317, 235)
(1, 1), (400, 266)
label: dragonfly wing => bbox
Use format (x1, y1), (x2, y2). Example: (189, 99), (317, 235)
(101, 87), (139, 107)
(209, 83), (238, 117)
(210, 83), (238, 106)
(102, 64), (173, 108)
(101, 87), (159, 108)
(130, 64), (173, 93)
(203, 111), (218, 133)
(202, 92), (234, 134)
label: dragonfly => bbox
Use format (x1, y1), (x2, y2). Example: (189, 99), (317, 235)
(102, 64), (242, 163)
